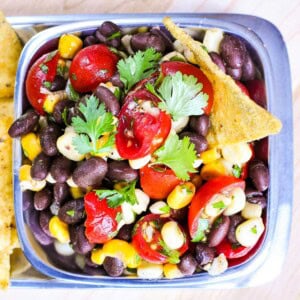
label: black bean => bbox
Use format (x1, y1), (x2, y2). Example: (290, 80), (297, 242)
(23, 190), (33, 212)
(116, 224), (134, 241)
(39, 209), (53, 237)
(247, 195), (267, 209)
(28, 209), (53, 245)
(110, 72), (124, 89)
(83, 265), (106, 276)
(178, 253), (197, 276)
(227, 214), (244, 244)
(103, 256), (124, 277)
(53, 100), (75, 125)
(93, 85), (120, 115)
(130, 32), (166, 53)
(30, 152), (51, 180)
(248, 159), (269, 192)
(58, 198), (85, 225)
(245, 187), (263, 198)
(208, 215), (230, 247)
(53, 182), (70, 205)
(107, 160), (138, 182)
(50, 75), (67, 91)
(70, 225), (94, 254)
(8, 109), (39, 138)
(179, 131), (208, 154)
(83, 35), (99, 47)
(97, 21), (121, 48)
(34, 187), (52, 211)
(50, 156), (73, 183)
(99, 21), (121, 37)
(72, 157), (108, 189)
(220, 34), (247, 69)
(226, 67), (242, 80)
(209, 52), (226, 73)
(94, 30), (107, 43)
(39, 123), (61, 156)
(150, 28), (173, 51)
(241, 52), (256, 81)
(170, 206), (188, 224)
(189, 115), (210, 137)
(194, 243), (215, 266)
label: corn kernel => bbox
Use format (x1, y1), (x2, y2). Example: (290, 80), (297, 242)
(43, 91), (67, 113)
(21, 133), (41, 161)
(167, 182), (196, 209)
(70, 186), (84, 199)
(163, 263), (183, 279)
(58, 34), (83, 59)
(49, 216), (70, 243)
(200, 159), (228, 181)
(200, 148), (221, 164)
(91, 239), (141, 268)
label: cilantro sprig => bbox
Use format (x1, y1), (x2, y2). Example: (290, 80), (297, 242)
(117, 48), (162, 92)
(95, 180), (137, 208)
(151, 132), (197, 180)
(159, 239), (180, 264)
(146, 71), (208, 121)
(71, 95), (115, 155)
(191, 218), (209, 242)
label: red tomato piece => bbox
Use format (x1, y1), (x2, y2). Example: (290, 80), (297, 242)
(161, 61), (214, 115)
(140, 164), (182, 200)
(188, 176), (245, 239)
(132, 214), (188, 264)
(25, 51), (60, 115)
(235, 80), (250, 97)
(84, 191), (121, 244)
(69, 44), (119, 93)
(215, 238), (253, 259)
(245, 79), (267, 108)
(116, 89), (171, 160)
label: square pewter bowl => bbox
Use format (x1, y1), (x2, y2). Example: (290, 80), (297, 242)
(13, 14), (293, 288)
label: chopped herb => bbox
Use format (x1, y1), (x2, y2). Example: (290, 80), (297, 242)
(115, 212), (123, 223)
(232, 164), (242, 178)
(159, 205), (171, 214)
(61, 107), (68, 126)
(212, 200), (226, 210)
(43, 81), (52, 89)
(117, 48), (162, 92)
(71, 95), (115, 155)
(107, 31), (121, 41)
(71, 73), (77, 81)
(96, 180), (137, 208)
(44, 50), (57, 63)
(146, 71), (208, 121)
(251, 226), (258, 234)
(191, 218), (209, 242)
(231, 243), (240, 250)
(39, 63), (49, 74)
(57, 64), (68, 77)
(68, 83), (80, 101)
(66, 210), (75, 217)
(152, 132), (197, 180)
(159, 239), (180, 264)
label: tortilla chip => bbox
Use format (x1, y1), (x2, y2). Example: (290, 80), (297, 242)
(0, 11), (22, 98)
(0, 98), (14, 116)
(163, 17), (282, 148)
(0, 252), (10, 289)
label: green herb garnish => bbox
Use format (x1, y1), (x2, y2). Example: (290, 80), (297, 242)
(232, 164), (242, 178)
(191, 218), (209, 242)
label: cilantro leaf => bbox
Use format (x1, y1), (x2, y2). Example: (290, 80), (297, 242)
(212, 200), (226, 210)
(191, 218), (209, 242)
(96, 180), (137, 208)
(117, 48), (162, 92)
(232, 164), (242, 178)
(159, 239), (180, 264)
(160, 205), (171, 214)
(71, 95), (115, 155)
(148, 72), (208, 121)
(152, 132), (197, 180)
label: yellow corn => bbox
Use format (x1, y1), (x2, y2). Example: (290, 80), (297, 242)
(91, 239), (141, 268)
(49, 216), (70, 243)
(167, 182), (196, 209)
(43, 91), (68, 113)
(21, 133), (41, 161)
(163, 263), (183, 279)
(70, 186), (84, 199)
(19, 164), (46, 192)
(200, 159), (228, 181)
(200, 148), (221, 164)
(58, 34), (83, 59)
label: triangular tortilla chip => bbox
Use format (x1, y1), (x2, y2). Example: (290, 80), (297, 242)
(163, 17), (282, 148)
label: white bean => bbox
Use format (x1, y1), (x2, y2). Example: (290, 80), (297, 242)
(129, 155), (151, 169)
(223, 187), (246, 216)
(221, 142), (252, 165)
(161, 221), (184, 250)
(241, 201), (263, 219)
(137, 261), (163, 279)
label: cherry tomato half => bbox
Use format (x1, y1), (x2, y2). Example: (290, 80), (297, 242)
(69, 44), (119, 93)
(84, 191), (121, 244)
(140, 164), (182, 200)
(26, 51), (60, 115)
(161, 61), (214, 115)
(132, 214), (188, 264)
(116, 89), (171, 160)
(188, 176), (245, 239)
